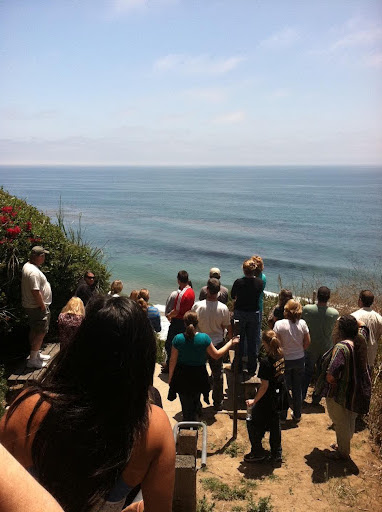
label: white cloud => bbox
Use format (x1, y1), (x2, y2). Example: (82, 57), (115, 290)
(212, 111), (245, 124)
(182, 87), (226, 103)
(153, 54), (245, 74)
(259, 28), (300, 49)
(331, 27), (382, 50)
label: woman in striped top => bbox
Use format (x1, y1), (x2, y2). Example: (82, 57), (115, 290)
(325, 315), (371, 460)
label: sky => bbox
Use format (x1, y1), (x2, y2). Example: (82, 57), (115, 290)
(1, 0), (381, 166)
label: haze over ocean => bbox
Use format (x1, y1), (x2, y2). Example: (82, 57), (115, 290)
(1, 165), (381, 305)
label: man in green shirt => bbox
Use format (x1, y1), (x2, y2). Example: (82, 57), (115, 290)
(302, 286), (339, 404)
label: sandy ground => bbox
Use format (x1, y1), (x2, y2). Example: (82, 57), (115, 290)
(153, 364), (382, 512)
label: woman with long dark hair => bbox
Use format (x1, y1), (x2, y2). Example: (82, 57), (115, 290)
(0, 296), (175, 512)
(168, 311), (239, 421)
(324, 315), (371, 460)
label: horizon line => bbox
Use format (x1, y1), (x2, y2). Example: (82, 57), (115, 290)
(1, 163), (382, 168)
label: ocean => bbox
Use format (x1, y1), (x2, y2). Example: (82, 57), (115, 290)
(1, 165), (381, 306)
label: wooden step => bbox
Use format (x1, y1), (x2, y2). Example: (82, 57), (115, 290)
(7, 343), (60, 387)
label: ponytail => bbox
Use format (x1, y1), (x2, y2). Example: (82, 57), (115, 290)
(137, 298), (148, 314)
(262, 329), (283, 359)
(183, 311), (198, 340)
(185, 324), (196, 340)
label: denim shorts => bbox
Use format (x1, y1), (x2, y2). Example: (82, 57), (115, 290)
(25, 306), (51, 334)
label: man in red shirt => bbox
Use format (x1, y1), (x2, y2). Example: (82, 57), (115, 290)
(162, 270), (195, 373)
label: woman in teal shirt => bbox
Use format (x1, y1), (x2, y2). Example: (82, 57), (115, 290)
(168, 311), (239, 421)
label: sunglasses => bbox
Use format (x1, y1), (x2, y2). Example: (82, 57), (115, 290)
(86, 276), (95, 280)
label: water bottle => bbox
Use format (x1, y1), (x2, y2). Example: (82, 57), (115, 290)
(246, 404), (253, 421)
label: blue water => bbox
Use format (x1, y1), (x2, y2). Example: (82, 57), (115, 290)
(1, 165), (381, 304)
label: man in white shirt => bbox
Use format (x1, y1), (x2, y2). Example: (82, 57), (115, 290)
(352, 290), (382, 368)
(192, 278), (232, 410)
(21, 246), (52, 369)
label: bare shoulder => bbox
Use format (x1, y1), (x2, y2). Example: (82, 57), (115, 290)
(0, 390), (49, 459)
(122, 405), (175, 487)
(146, 405), (173, 449)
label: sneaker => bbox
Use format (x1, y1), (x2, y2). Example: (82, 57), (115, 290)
(38, 352), (51, 361)
(244, 452), (266, 463)
(213, 402), (223, 411)
(27, 358), (46, 370)
(292, 414), (301, 423)
(270, 454), (283, 463)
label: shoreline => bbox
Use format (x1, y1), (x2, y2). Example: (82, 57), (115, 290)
(154, 290), (279, 341)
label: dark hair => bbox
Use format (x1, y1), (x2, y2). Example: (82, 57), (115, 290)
(359, 290), (374, 308)
(183, 311), (198, 340)
(337, 315), (358, 339)
(336, 315), (368, 371)
(7, 296), (156, 512)
(207, 278), (220, 296)
(177, 270), (189, 284)
(84, 270), (95, 278)
(317, 286), (330, 303)
(279, 289), (293, 307)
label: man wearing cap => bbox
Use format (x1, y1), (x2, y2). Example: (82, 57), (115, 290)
(192, 278), (232, 410)
(21, 246), (52, 369)
(199, 268), (229, 305)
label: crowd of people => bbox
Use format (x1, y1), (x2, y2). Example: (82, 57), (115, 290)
(0, 245), (381, 511)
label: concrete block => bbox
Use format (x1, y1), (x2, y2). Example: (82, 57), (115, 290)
(173, 455), (196, 512)
(176, 429), (197, 458)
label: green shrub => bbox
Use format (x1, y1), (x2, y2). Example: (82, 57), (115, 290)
(201, 477), (248, 501)
(0, 188), (110, 357)
(197, 496), (215, 512)
(155, 332), (166, 364)
(247, 495), (273, 512)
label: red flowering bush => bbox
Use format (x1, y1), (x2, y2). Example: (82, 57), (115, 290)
(0, 206), (34, 250)
(0, 187), (110, 359)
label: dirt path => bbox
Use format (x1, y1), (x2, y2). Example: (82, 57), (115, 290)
(154, 364), (382, 512)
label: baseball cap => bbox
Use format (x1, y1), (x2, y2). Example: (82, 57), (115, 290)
(209, 267), (221, 279)
(31, 246), (49, 255)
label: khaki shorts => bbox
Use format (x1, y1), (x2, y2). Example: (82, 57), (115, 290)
(25, 306), (51, 334)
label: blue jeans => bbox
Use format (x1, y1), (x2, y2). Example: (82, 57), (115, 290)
(165, 318), (185, 363)
(234, 309), (260, 374)
(281, 357), (305, 420)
